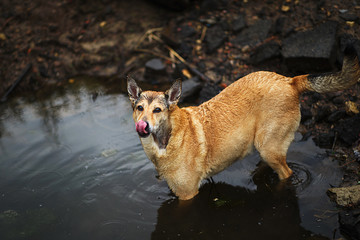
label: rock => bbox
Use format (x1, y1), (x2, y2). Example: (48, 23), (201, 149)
(314, 105), (331, 123)
(205, 24), (227, 53)
(179, 77), (201, 102)
(282, 21), (338, 73)
(339, 209), (360, 240)
(300, 107), (312, 123)
(327, 110), (346, 123)
(144, 58), (168, 83)
(328, 185), (360, 207)
(199, 82), (223, 104)
(312, 131), (335, 149)
(340, 12), (359, 22)
(179, 25), (196, 38)
(248, 40), (280, 64)
(232, 14), (246, 32)
(231, 19), (272, 48)
(151, 0), (190, 10)
(336, 115), (360, 146)
(339, 35), (360, 64)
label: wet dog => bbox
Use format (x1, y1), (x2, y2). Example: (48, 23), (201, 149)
(127, 46), (360, 200)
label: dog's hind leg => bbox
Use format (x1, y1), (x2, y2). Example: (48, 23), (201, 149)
(254, 122), (297, 180)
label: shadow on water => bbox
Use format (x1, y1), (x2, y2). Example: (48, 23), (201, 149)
(0, 79), (344, 240)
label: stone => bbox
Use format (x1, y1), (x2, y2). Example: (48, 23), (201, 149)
(232, 14), (246, 32)
(336, 115), (360, 146)
(339, 209), (360, 240)
(248, 40), (280, 64)
(179, 77), (201, 102)
(198, 82), (223, 104)
(282, 21), (338, 73)
(340, 12), (359, 22)
(328, 185), (360, 207)
(205, 25), (227, 53)
(327, 110), (346, 123)
(144, 58), (168, 83)
(179, 25), (196, 38)
(312, 131), (335, 149)
(231, 19), (272, 48)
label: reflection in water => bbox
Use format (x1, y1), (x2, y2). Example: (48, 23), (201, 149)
(153, 182), (309, 240)
(0, 79), (344, 240)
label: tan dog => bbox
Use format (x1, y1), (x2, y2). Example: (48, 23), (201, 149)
(127, 47), (360, 200)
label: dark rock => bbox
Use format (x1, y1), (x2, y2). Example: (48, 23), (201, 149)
(161, 22), (181, 48)
(179, 77), (202, 102)
(282, 21), (338, 73)
(339, 209), (360, 240)
(248, 40), (280, 64)
(336, 115), (360, 146)
(38, 64), (49, 78)
(339, 35), (360, 64)
(232, 14), (246, 32)
(144, 58), (167, 83)
(301, 131), (313, 141)
(231, 19), (272, 48)
(300, 107), (312, 123)
(199, 82), (223, 104)
(205, 25), (227, 53)
(275, 17), (294, 37)
(314, 105), (331, 122)
(151, 0), (190, 11)
(179, 25), (196, 38)
(313, 131), (335, 149)
(332, 96), (344, 105)
(200, 0), (220, 12)
(177, 42), (193, 58)
(340, 12), (359, 22)
(327, 110), (346, 123)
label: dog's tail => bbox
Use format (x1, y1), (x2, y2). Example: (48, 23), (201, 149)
(293, 45), (360, 93)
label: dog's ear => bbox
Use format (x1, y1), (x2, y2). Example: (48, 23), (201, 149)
(127, 76), (142, 106)
(165, 79), (182, 107)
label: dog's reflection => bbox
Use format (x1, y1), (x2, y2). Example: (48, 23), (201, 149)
(151, 166), (328, 240)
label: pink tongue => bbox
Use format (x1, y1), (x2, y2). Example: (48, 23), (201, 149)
(136, 120), (148, 134)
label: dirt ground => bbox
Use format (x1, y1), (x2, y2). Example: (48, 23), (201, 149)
(1, 0), (360, 212)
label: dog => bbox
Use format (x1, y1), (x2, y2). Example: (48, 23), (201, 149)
(127, 46), (360, 200)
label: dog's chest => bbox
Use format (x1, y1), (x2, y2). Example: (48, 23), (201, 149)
(140, 135), (166, 160)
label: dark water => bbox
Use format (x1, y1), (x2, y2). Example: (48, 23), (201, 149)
(0, 81), (344, 240)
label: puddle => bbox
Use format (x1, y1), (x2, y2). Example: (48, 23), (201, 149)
(0, 80), (343, 240)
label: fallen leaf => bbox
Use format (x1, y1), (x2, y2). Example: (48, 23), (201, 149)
(345, 101), (359, 114)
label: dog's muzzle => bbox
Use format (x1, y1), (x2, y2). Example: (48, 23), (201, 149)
(135, 120), (150, 138)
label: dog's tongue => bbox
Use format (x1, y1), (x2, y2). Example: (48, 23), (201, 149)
(136, 120), (148, 134)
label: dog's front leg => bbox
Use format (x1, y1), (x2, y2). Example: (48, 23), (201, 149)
(167, 175), (201, 200)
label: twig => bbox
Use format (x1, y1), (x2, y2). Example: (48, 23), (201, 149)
(133, 27), (163, 50)
(150, 33), (214, 82)
(200, 26), (207, 42)
(331, 132), (338, 151)
(1, 63), (32, 102)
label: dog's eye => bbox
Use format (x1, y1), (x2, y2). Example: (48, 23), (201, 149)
(153, 107), (161, 113)
(137, 105), (144, 111)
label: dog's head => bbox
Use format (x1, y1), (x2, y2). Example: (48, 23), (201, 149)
(127, 77), (182, 138)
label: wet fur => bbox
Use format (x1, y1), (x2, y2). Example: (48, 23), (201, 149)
(128, 47), (360, 200)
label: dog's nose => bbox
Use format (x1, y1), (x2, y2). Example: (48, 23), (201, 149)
(135, 120), (150, 137)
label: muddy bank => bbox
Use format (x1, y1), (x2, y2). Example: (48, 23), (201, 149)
(1, 0), (360, 238)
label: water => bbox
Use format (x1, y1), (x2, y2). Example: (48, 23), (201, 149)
(0, 80), (344, 240)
